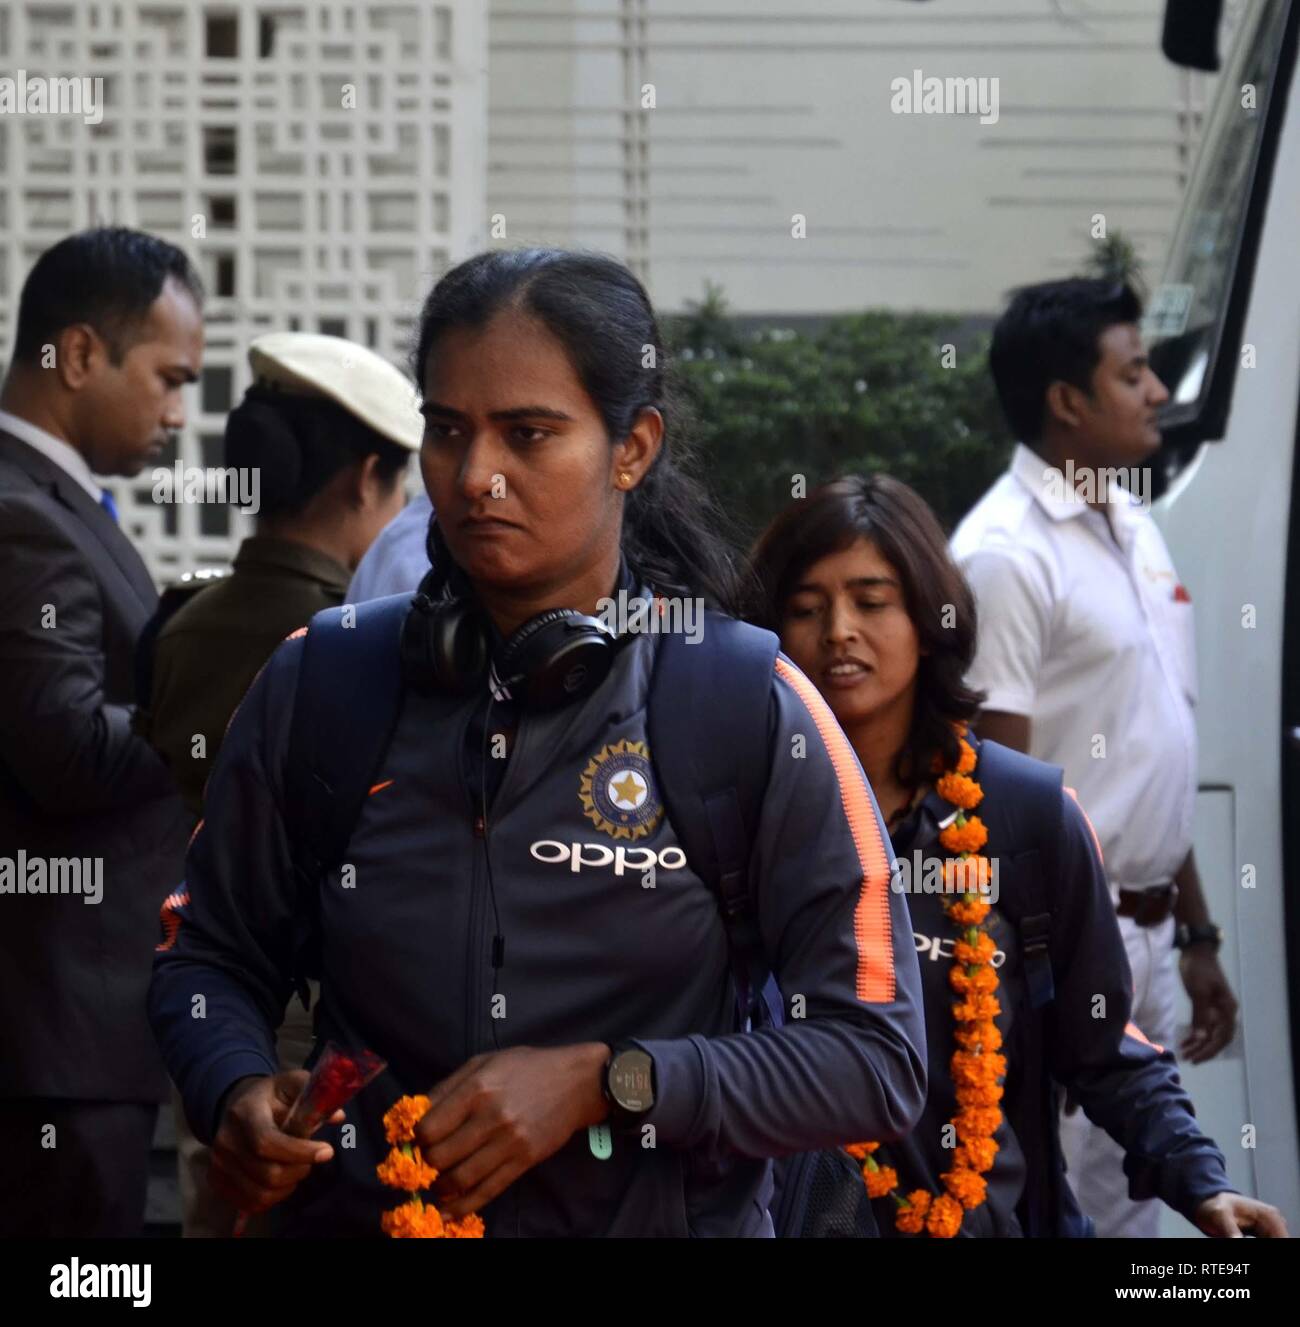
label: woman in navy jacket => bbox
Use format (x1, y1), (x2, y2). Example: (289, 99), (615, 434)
(148, 251), (926, 1237)
(750, 473), (1285, 1238)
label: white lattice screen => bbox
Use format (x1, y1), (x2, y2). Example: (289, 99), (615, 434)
(0, 0), (487, 583)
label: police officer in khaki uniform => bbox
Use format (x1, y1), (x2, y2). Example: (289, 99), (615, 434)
(140, 333), (423, 816)
(136, 332), (423, 1235)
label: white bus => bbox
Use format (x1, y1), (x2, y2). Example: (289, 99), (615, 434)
(1147, 0), (1300, 1234)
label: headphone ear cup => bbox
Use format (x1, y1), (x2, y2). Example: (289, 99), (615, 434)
(497, 610), (618, 709)
(495, 608), (578, 684)
(399, 594), (436, 692)
(429, 598), (490, 694)
(400, 594), (490, 694)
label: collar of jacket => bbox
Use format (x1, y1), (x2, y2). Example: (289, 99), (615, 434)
(1, 425), (106, 513)
(232, 535), (351, 595)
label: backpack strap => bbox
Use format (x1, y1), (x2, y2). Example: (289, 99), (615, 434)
(283, 594), (412, 1004)
(974, 737), (1063, 1010)
(646, 614), (782, 1027)
(971, 735), (1068, 1237)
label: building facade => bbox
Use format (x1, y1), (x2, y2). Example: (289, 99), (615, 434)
(487, 0), (1232, 314)
(0, 0), (487, 581)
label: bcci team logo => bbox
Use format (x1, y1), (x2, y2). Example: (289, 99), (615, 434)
(579, 739), (663, 841)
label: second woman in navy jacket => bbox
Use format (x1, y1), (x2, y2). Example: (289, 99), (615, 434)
(750, 473), (1285, 1239)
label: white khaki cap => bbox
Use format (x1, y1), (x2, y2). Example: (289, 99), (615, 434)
(247, 332), (424, 452)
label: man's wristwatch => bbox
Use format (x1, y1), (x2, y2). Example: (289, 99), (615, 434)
(602, 1043), (655, 1126)
(1175, 922), (1224, 953)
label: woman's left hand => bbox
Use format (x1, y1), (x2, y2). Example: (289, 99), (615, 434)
(415, 1043), (611, 1217)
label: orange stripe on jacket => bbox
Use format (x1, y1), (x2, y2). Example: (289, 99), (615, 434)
(1124, 1019), (1164, 1055)
(1064, 786), (1104, 868)
(156, 888), (191, 953)
(774, 656), (896, 1003)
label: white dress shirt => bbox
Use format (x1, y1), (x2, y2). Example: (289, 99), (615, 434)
(951, 443), (1198, 890)
(0, 408), (104, 503)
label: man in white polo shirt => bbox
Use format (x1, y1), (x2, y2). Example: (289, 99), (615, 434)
(952, 278), (1238, 1238)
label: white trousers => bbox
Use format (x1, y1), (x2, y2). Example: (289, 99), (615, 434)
(1058, 913), (1179, 1238)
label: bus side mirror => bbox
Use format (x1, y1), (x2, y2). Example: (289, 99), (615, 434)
(1162, 0), (1224, 72)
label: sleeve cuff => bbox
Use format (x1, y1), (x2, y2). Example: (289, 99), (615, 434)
(192, 1048), (280, 1145)
(1169, 1157), (1236, 1225)
(632, 1035), (710, 1149)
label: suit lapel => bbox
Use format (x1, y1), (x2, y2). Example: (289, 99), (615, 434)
(0, 430), (158, 612)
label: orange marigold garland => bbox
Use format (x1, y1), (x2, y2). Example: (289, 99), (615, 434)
(847, 726), (1004, 1238)
(378, 1094), (485, 1238)
(381, 1197), (445, 1239)
(384, 1093), (431, 1144)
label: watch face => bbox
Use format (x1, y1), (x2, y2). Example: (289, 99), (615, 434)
(610, 1049), (654, 1113)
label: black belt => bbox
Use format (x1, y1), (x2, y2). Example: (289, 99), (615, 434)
(1116, 884), (1177, 927)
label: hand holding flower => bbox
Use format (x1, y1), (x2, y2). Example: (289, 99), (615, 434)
(212, 1070), (345, 1213)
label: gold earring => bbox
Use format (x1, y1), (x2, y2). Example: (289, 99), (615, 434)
(619, 471), (633, 488)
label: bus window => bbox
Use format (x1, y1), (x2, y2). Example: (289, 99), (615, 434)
(1146, 0), (1296, 474)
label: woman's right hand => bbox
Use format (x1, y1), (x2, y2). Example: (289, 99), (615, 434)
(210, 1070), (342, 1212)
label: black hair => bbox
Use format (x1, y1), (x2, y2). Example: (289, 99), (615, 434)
(411, 247), (745, 614)
(223, 387), (409, 519)
(989, 278), (1143, 443)
(12, 227), (204, 366)
(749, 473), (985, 787)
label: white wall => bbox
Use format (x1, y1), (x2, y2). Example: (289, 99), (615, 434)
(488, 0), (1231, 315)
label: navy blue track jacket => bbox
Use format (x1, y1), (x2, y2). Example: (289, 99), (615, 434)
(148, 622), (927, 1236)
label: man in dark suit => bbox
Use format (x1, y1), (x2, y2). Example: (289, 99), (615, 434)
(0, 228), (204, 1237)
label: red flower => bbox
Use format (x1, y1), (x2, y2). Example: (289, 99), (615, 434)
(282, 1043), (387, 1137)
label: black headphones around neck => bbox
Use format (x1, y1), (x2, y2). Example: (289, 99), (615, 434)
(399, 552), (634, 710)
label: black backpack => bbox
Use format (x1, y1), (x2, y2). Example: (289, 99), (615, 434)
(969, 740), (1077, 1238)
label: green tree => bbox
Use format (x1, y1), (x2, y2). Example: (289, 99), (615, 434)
(664, 300), (1009, 547)
(676, 280), (742, 357)
(1083, 229), (1146, 297)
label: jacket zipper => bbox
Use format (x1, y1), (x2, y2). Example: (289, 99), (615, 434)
(463, 820), (486, 1064)
(462, 700), (528, 1234)
(459, 702), (487, 1064)
(461, 703), (530, 1060)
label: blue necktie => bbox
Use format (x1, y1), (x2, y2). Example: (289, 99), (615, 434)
(99, 489), (119, 523)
